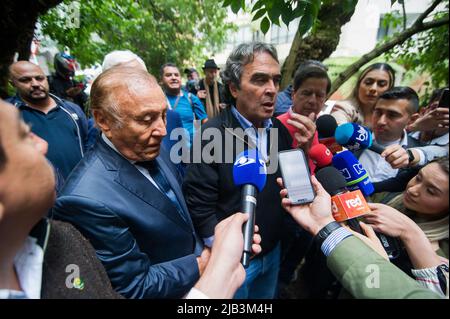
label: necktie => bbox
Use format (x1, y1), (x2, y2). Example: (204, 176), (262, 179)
(136, 160), (186, 221)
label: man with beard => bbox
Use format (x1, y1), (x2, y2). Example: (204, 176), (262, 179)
(7, 61), (89, 181)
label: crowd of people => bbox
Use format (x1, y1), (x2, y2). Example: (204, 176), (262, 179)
(0, 41), (448, 300)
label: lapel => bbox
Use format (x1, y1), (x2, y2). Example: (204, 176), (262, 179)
(96, 139), (192, 232)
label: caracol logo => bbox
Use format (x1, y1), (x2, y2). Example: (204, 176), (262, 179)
(235, 157), (256, 167)
(345, 195), (363, 208)
(339, 168), (351, 180)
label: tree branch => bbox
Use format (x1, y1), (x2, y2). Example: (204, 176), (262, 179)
(329, 15), (448, 96)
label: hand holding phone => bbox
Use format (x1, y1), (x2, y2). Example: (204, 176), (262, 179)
(278, 149), (315, 205)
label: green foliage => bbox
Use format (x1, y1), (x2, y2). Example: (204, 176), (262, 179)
(222, 0), (322, 36)
(384, 1), (449, 99)
(40, 0), (234, 76)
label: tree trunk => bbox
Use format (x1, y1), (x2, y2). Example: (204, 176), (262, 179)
(329, 0), (448, 96)
(280, 0), (357, 90)
(0, 0), (64, 98)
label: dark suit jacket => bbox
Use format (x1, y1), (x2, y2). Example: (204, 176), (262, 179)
(53, 138), (203, 298)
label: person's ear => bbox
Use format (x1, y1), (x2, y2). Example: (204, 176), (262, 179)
(92, 110), (113, 139)
(229, 83), (239, 99)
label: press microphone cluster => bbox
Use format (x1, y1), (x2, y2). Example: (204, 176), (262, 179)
(233, 149), (267, 268)
(315, 167), (370, 225)
(316, 166), (401, 260)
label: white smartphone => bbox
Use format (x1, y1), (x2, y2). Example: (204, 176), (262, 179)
(278, 149), (316, 205)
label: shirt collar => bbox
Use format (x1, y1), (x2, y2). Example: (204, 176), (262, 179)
(230, 106), (273, 131)
(0, 236), (44, 299)
(101, 133), (138, 164)
(375, 130), (409, 147)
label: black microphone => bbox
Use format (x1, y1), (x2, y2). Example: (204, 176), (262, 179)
(316, 115), (343, 154)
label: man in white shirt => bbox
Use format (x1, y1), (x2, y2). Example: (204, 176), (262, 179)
(358, 86), (422, 183)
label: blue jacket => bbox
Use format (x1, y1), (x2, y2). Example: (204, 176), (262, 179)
(53, 138), (203, 298)
(7, 94), (90, 154)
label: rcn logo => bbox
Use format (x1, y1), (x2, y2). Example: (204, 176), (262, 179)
(355, 126), (368, 142)
(345, 194), (363, 208)
(352, 163), (365, 175)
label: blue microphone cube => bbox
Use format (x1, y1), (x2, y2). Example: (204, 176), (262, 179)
(233, 149), (267, 192)
(332, 150), (374, 197)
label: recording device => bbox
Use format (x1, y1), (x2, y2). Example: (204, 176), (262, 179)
(332, 150), (375, 197)
(278, 149), (315, 205)
(316, 167), (401, 259)
(309, 144), (333, 171)
(233, 149), (267, 268)
(315, 167), (370, 226)
(335, 122), (385, 154)
(316, 115), (343, 154)
(438, 88), (449, 109)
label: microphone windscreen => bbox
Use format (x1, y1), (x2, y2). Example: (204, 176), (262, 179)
(309, 144), (333, 168)
(335, 123), (373, 151)
(315, 166), (347, 196)
(332, 150), (374, 196)
(233, 149), (267, 192)
(316, 114), (338, 138)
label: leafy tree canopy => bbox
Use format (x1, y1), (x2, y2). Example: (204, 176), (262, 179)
(40, 0), (235, 76)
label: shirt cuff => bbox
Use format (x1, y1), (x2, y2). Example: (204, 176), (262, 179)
(415, 148), (427, 166)
(321, 227), (353, 257)
(184, 287), (210, 299)
(203, 235), (215, 248)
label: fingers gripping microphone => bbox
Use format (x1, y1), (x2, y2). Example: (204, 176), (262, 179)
(317, 166), (401, 260)
(315, 167), (370, 230)
(332, 150), (375, 197)
(334, 123), (385, 154)
(233, 149), (267, 268)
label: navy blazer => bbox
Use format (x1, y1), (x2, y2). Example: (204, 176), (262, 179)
(53, 138), (203, 298)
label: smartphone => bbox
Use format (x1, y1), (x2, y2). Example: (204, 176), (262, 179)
(278, 149), (315, 205)
(438, 88), (449, 109)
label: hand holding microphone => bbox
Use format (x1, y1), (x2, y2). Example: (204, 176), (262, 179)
(233, 149), (267, 268)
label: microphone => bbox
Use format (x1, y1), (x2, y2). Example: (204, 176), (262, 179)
(309, 144), (333, 171)
(332, 150), (375, 197)
(319, 165), (401, 260)
(334, 123), (385, 154)
(315, 167), (370, 227)
(316, 115), (343, 154)
(233, 149), (267, 268)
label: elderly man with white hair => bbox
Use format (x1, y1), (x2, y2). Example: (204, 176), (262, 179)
(99, 50), (186, 170)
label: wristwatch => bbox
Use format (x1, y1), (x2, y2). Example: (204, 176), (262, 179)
(406, 149), (415, 165)
(315, 221), (342, 246)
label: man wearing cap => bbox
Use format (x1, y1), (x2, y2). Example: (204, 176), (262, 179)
(184, 68), (200, 95)
(196, 59), (226, 119)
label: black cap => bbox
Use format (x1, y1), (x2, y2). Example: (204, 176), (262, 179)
(184, 67), (197, 75)
(315, 166), (347, 196)
(202, 59), (219, 70)
(316, 114), (338, 138)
